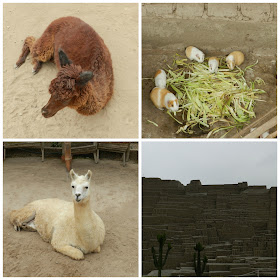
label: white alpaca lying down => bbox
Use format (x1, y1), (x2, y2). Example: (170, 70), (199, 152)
(9, 169), (105, 260)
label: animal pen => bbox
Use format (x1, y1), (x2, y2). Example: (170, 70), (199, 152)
(4, 142), (136, 168)
(142, 3), (277, 138)
(3, 142), (138, 277)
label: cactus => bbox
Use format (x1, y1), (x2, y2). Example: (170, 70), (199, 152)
(193, 242), (208, 276)
(151, 233), (172, 277)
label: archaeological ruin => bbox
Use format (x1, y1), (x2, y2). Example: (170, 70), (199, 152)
(142, 178), (277, 277)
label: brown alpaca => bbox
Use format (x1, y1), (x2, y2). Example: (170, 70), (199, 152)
(15, 16), (114, 118)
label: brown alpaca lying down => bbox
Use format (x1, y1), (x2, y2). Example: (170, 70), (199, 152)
(15, 16), (114, 118)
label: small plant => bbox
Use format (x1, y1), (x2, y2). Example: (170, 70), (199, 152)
(193, 242), (208, 276)
(151, 233), (172, 277)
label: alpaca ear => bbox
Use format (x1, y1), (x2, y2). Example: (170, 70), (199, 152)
(59, 49), (72, 67)
(77, 71), (93, 86)
(69, 169), (78, 181)
(85, 170), (92, 181)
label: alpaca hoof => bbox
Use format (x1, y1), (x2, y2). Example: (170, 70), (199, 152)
(32, 68), (37, 75)
(13, 225), (20, 231)
(73, 251), (84, 260)
(14, 64), (19, 69)
(94, 246), (101, 253)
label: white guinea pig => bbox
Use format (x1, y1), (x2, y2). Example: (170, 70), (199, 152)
(208, 57), (219, 73)
(226, 51), (245, 70)
(154, 69), (166, 88)
(185, 46), (205, 63)
(150, 87), (179, 112)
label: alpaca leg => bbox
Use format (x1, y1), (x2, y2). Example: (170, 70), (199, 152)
(32, 61), (43, 75)
(15, 36), (36, 68)
(10, 207), (36, 232)
(51, 229), (84, 260)
(23, 220), (37, 231)
(53, 245), (84, 260)
(30, 34), (54, 74)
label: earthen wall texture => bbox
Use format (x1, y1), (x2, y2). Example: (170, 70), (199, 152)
(142, 178), (276, 276)
(142, 3), (276, 22)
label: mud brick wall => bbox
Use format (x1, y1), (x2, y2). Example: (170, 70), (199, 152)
(142, 178), (277, 276)
(142, 3), (277, 56)
(142, 3), (276, 22)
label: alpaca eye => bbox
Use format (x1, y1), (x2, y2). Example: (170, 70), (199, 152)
(72, 185), (75, 188)
(85, 186), (88, 189)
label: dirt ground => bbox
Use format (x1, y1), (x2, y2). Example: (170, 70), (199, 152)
(3, 4), (138, 138)
(142, 14), (277, 138)
(3, 158), (138, 277)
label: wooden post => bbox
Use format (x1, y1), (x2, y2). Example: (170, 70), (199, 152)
(125, 143), (131, 162)
(41, 142), (45, 162)
(62, 142), (72, 171)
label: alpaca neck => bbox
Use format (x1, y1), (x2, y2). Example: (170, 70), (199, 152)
(73, 198), (95, 232)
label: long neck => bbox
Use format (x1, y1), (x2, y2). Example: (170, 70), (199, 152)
(73, 198), (94, 230)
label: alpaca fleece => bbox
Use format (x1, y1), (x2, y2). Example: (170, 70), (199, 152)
(16, 16), (114, 117)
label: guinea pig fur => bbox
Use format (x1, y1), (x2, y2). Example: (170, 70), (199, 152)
(185, 46), (205, 63)
(154, 69), (167, 88)
(150, 87), (179, 112)
(208, 57), (219, 73)
(226, 51), (245, 70)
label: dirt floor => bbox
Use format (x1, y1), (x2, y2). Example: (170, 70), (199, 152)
(3, 4), (138, 138)
(142, 16), (277, 138)
(3, 158), (138, 277)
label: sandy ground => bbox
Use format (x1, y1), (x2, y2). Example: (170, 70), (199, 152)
(3, 4), (138, 138)
(3, 158), (138, 277)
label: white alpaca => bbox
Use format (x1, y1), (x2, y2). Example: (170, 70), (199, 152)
(9, 169), (105, 260)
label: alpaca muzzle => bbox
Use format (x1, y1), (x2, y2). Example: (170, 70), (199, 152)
(75, 194), (81, 202)
(41, 107), (57, 118)
(41, 95), (69, 118)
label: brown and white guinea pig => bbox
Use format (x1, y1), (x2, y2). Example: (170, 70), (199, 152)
(150, 87), (179, 112)
(226, 51), (245, 70)
(154, 69), (166, 88)
(185, 46), (205, 63)
(208, 57), (219, 73)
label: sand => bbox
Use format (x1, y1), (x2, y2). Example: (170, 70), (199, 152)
(3, 157), (138, 277)
(3, 4), (138, 138)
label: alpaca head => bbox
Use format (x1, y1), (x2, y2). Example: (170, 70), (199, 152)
(69, 169), (92, 204)
(41, 49), (93, 118)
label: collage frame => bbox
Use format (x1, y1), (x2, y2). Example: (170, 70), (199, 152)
(1, 0), (279, 278)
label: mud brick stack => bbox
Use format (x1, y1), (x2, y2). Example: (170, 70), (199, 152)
(142, 178), (276, 276)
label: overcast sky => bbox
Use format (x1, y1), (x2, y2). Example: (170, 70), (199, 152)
(142, 141), (277, 188)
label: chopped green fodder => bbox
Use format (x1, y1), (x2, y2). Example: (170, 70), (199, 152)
(147, 120), (159, 127)
(165, 54), (265, 137)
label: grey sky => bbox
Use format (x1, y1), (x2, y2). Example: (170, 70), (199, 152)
(142, 141), (277, 188)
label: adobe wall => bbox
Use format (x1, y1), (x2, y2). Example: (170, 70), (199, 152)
(143, 3), (276, 22)
(142, 178), (277, 276)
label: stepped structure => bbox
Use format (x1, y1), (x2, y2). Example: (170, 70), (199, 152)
(142, 178), (277, 277)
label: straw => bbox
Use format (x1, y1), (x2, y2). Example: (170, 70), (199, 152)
(147, 120), (159, 127)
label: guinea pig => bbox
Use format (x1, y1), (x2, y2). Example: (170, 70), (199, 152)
(208, 57), (219, 73)
(226, 51), (245, 70)
(154, 69), (166, 88)
(185, 46), (205, 63)
(150, 87), (179, 112)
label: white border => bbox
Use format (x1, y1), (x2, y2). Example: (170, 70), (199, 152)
(1, 1), (279, 279)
